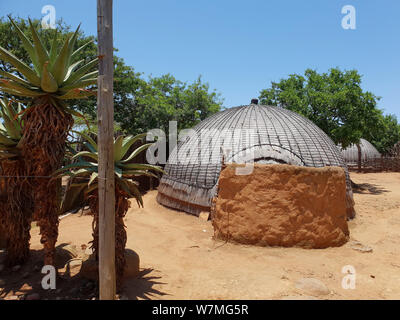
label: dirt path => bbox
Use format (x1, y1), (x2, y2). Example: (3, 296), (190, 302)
(1, 172), (400, 300)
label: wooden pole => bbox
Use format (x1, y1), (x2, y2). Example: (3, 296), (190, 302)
(97, 0), (116, 300)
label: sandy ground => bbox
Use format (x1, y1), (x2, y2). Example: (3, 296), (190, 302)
(1, 172), (400, 300)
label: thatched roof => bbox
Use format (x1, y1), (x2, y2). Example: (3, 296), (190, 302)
(157, 102), (355, 218)
(340, 139), (381, 164)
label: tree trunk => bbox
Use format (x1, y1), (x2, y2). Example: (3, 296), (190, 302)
(21, 102), (73, 266)
(357, 143), (362, 173)
(0, 159), (33, 266)
(89, 186), (129, 292)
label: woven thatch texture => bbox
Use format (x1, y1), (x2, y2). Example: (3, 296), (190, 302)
(340, 138), (381, 164)
(157, 104), (355, 217)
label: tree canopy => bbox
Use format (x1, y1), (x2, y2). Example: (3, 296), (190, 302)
(0, 16), (223, 136)
(259, 68), (400, 154)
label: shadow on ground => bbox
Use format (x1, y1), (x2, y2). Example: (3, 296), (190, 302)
(122, 268), (169, 300)
(352, 182), (389, 195)
(0, 246), (97, 300)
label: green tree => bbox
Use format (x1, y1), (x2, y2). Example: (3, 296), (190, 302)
(116, 74), (223, 136)
(0, 16), (223, 136)
(370, 114), (400, 154)
(259, 68), (383, 149)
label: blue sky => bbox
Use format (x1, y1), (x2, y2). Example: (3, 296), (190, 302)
(1, 0), (399, 118)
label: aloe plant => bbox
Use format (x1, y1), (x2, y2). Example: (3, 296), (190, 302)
(57, 132), (163, 289)
(0, 98), (33, 266)
(0, 98), (23, 160)
(0, 17), (98, 265)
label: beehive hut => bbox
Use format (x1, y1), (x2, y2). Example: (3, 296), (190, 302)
(340, 138), (381, 164)
(157, 100), (355, 219)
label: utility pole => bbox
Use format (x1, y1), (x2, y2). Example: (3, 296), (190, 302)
(97, 0), (116, 300)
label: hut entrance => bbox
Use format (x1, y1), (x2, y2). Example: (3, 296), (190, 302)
(227, 144), (305, 166)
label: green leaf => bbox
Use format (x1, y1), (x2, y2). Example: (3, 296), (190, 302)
(48, 29), (59, 68)
(28, 18), (49, 74)
(120, 143), (152, 163)
(117, 133), (147, 162)
(63, 59), (83, 82)
(8, 16), (40, 75)
(88, 172), (98, 186)
(0, 69), (33, 87)
(59, 78), (97, 93)
(57, 88), (96, 100)
(72, 130), (98, 151)
(113, 135), (124, 162)
(70, 40), (94, 61)
(0, 80), (43, 97)
(62, 58), (98, 86)
(72, 150), (99, 162)
(51, 35), (71, 84)
(0, 45), (41, 87)
(41, 62), (59, 93)
(119, 163), (165, 173)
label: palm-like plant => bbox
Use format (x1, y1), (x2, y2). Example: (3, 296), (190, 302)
(0, 98), (33, 266)
(57, 132), (163, 289)
(0, 17), (98, 265)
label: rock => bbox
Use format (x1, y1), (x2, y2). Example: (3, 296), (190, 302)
(80, 249), (140, 280)
(12, 265), (21, 272)
(124, 249), (140, 279)
(295, 278), (330, 296)
(8, 295), (19, 300)
(349, 241), (373, 253)
(0, 278), (5, 286)
(55, 244), (79, 268)
(199, 212), (210, 221)
(26, 293), (40, 300)
(80, 255), (98, 281)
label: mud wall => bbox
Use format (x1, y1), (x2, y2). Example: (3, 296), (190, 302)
(212, 164), (349, 248)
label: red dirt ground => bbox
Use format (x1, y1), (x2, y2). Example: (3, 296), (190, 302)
(1, 172), (400, 300)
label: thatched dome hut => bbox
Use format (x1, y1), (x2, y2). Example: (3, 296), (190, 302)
(340, 138), (381, 164)
(157, 100), (355, 218)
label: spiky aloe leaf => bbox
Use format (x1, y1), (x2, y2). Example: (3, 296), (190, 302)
(62, 58), (98, 86)
(113, 136), (124, 162)
(120, 143), (153, 164)
(41, 62), (59, 93)
(0, 46), (41, 87)
(59, 78), (97, 93)
(72, 130), (98, 151)
(116, 133), (147, 162)
(48, 29), (59, 68)
(0, 70), (32, 87)
(70, 40), (94, 62)
(72, 150), (98, 162)
(51, 35), (71, 85)
(119, 163), (165, 173)
(0, 79), (43, 97)
(64, 59), (84, 82)
(58, 88), (96, 100)
(8, 16), (40, 75)
(28, 18), (49, 74)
